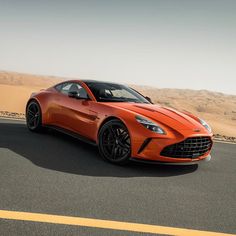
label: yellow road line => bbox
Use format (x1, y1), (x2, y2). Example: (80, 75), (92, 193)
(0, 210), (235, 236)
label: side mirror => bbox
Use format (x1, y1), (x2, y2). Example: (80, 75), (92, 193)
(68, 91), (78, 98)
(68, 91), (90, 100)
(145, 96), (153, 104)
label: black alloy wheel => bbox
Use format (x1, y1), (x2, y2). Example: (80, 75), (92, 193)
(26, 100), (42, 132)
(98, 119), (131, 164)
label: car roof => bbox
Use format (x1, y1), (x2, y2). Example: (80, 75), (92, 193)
(57, 79), (121, 85)
(82, 80), (122, 85)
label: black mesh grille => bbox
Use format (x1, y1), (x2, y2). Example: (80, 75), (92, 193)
(160, 136), (212, 159)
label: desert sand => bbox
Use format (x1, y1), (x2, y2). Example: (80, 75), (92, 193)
(0, 71), (235, 138)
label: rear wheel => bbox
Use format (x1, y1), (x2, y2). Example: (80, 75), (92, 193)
(26, 100), (42, 132)
(98, 119), (131, 165)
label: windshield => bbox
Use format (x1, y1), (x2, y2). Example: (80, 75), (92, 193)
(84, 82), (150, 103)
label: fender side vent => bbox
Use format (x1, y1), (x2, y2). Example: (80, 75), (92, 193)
(138, 138), (152, 154)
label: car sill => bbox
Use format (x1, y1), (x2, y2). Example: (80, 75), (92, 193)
(44, 125), (97, 146)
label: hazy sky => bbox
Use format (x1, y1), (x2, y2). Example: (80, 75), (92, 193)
(0, 0), (235, 94)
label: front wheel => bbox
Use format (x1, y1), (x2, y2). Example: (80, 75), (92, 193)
(26, 100), (42, 132)
(98, 119), (131, 165)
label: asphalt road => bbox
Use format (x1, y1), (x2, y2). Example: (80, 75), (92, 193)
(0, 119), (235, 235)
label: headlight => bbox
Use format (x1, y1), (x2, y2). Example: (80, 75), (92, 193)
(135, 115), (166, 134)
(199, 118), (212, 133)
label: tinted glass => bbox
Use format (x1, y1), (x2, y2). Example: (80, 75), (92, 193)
(84, 82), (150, 103)
(55, 82), (88, 98)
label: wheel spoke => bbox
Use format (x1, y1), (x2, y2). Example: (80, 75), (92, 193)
(117, 129), (125, 138)
(111, 145), (118, 159)
(118, 131), (130, 149)
(108, 126), (117, 138)
(103, 142), (114, 147)
(28, 110), (34, 117)
(116, 147), (121, 156)
(123, 133), (129, 141)
(119, 147), (125, 156)
(34, 117), (37, 127)
(103, 133), (115, 146)
(29, 116), (35, 125)
(120, 144), (129, 151)
(33, 104), (38, 113)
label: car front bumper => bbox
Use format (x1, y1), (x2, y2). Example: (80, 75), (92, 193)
(132, 135), (213, 164)
(131, 154), (211, 165)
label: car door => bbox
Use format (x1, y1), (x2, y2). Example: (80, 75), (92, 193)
(54, 82), (97, 139)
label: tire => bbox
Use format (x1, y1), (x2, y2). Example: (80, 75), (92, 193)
(26, 100), (43, 132)
(98, 119), (131, 165)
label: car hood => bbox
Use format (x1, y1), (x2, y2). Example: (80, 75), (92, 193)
(106, 103), (204, 131)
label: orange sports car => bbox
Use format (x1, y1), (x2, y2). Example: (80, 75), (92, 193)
(26, 80), (213, 165)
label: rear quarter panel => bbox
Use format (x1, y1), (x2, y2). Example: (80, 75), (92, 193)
(28, 88), (56, 125)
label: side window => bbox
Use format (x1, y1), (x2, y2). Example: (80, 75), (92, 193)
(55, 82), (88, 98)
(55, 83), (63, 91)
(55, 82), (73, 95)
(61, 83), (73, 95)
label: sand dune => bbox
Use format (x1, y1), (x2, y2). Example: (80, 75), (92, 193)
(0, 71), (64, 87)
(0, 71), (235, 137)
(0, 71), (65, 113)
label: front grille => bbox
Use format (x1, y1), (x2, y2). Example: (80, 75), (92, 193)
(160, 136), (212, 159)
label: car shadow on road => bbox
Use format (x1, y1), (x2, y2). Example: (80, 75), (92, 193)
(0, 122), (198, 177)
